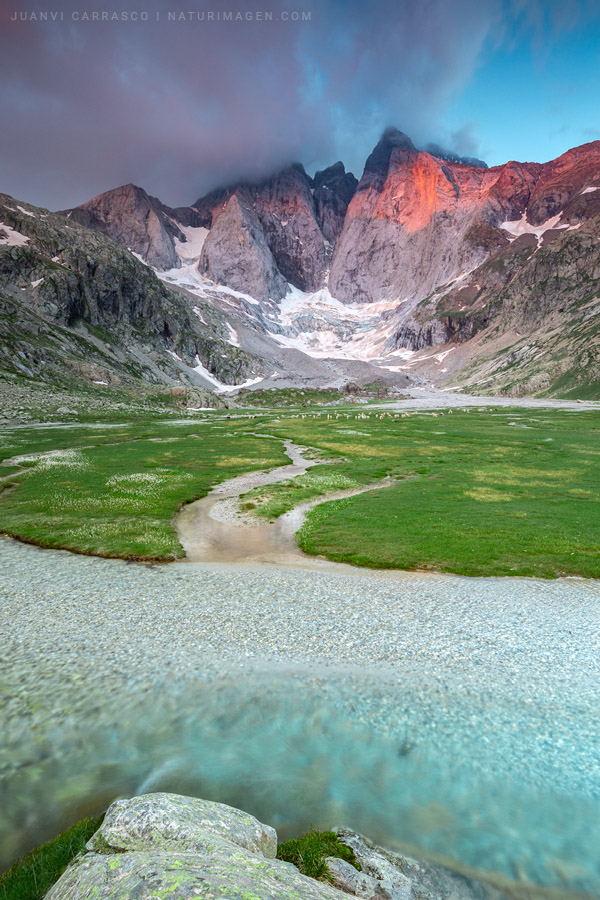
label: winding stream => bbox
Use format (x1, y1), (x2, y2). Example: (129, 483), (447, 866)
(176, 439), (388, 568)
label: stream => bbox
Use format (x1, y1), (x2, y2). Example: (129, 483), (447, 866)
(176, 438), (386, 568)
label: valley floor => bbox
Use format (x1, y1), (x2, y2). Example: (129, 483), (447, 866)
(1, 393), (598, 576)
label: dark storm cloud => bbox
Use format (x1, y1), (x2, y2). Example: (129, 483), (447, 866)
(0, 0), (589, 209)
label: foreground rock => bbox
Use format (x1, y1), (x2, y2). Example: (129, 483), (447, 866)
(43, 791), (563, 900)
(45, 793), (345, 900)
(87, 792), (278, 858)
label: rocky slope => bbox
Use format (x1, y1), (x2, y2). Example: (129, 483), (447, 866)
(58, 132), (600, 398)
(62, 183), (207, 270)
(0, 193), (264, 400)
(46, 793), (575, 900)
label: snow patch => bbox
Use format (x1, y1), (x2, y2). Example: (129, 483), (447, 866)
(581, 186), (599, 194)
(31, 278), (44, 288)
(17, 205), (35, 218)
(192, 355), (263, 393)
(173, 223), (209, 261)
(0, 222), (30, 247)
(157, 261), (261, 305)
(499, 211), (580, 247)
(388, 348), (416, 360)
(128, 249), (148, 265)
(93, 380), (108, 385)
(226, 322), (241, 347)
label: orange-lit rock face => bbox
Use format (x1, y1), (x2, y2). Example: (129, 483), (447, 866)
(329, 140), (600, 306)
(346, 150), (540, 233)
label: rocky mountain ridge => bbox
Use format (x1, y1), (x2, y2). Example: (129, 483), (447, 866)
(1, 192), (415, 403)
(0, 193), (265, 400)
(12, 128), (600, 398)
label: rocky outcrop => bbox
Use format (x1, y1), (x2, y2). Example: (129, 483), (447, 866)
(88, 793), (277, 858)
(45, 793), (346, 900)
(196, 163), (338, 294)
(44, 793), (544, 900)
(200, 193), (288, 301)
(251, 164), (329, 291)
(61, 183), (205, 270)
(326, 856), (397, 900)
(313, 162), (358, 244)
(336, 830), (515, 900)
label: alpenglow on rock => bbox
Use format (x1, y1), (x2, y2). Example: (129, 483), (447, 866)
(54, 130), (600, 398)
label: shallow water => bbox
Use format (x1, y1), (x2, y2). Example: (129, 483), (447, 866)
(176, 438), (391, 566)
(2, 664), (599, 895)
(1, 534), (599, 896)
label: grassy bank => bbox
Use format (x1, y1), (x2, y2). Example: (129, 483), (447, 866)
(0, 417), (285, 559)
(0, 817), (102, 900)
(262, 407), (600, 578)
(1, 406), (599, 576)
(0, 817), (357, 899)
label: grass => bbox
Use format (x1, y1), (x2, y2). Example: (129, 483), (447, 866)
(0, 816), (102, 900)
(241, 469), (363, 520)
(0, 418), (285, 559)
(262, 407), (600, 578)
(1, 406), (599, 576)
(277, 829), (360, 881)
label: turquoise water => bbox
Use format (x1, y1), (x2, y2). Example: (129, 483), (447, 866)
(2, 667), (599, 895)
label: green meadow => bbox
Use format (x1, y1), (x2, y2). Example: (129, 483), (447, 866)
(0, 405), (599, 577)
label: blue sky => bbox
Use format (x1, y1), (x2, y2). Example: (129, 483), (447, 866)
(444, 10), (600, 166)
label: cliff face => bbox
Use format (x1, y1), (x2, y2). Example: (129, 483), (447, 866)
(199, 193), (288, 301)
(196, 162), (357, 299)
(328, 129), (542, 305)
(55, 131), (600, 396)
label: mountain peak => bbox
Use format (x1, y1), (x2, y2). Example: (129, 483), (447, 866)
(424, 143), (488, 169)
(363, 128), (416, 181)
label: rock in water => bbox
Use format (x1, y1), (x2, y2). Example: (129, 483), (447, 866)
(86, 791), (277, 858)
(325, 855), (396, 899)
(45, 792), (346, 900)
(336, 829), (511, 900)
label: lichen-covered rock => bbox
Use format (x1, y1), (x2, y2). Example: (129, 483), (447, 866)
(46, 842), (349, 900)
(325, 856), (391, 899)
(87, 792), (277, 858)
(336, 830), (514, 900)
